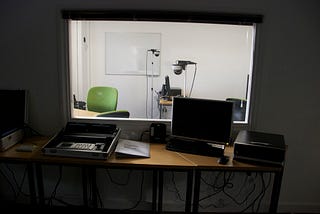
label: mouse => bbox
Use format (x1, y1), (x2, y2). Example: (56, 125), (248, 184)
(218, 156), (229, 165)
(15, 144), (36, 152)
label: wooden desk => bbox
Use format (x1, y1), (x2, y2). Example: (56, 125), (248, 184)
(31, 139), (195, 212)
(178, 146), (284, 213)
(158, 98), (172, 119)
(0, 137), (285, 213)
(0, 136), (49, 205)
(73, 108), (99, 117)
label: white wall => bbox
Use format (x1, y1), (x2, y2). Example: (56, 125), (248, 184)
(85, 21), (253, 118)
(0, 0), (320, 212)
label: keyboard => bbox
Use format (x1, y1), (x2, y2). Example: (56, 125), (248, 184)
(56, 142), (104, 151)
(166, 137), (225, 157)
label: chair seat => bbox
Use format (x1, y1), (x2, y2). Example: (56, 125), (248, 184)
(96, 110), (130, 118)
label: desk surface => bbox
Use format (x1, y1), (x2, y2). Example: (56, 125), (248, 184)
(0, 136), (48, 162)
(0, 136), (282, 172)
(32, 141), (195, 169)
(73, 108), (99, 117)
(178, 146), (282, 172)
(159, 98), (173, 106)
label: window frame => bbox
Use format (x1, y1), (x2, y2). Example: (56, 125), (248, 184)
(59, 10), (263, 133)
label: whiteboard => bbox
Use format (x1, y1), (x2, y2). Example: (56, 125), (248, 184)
(105, 32), (161, 76)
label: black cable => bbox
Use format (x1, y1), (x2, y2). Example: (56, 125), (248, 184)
(255, 172), (272, 212)
(188, 63), (197, 97)
(47, 167), (80, 208)
(167, 171), (184, 202)
(48, 165), (63, 206)
(199, 171), (269, 212)
(0, 166), (17, 199)
(96, 182), (103, 209)
(23, 123), (43, 136)
(239, 173), (266, 213)
(124, 170), (145, 211)
(222, 172), (258, 207)
(199, 171), (231, 203)
(50, 197), (78, 207)
(88, 175), (93, 206)
(223, 174), (256, 207)
(234, 173), (249, 199)
(9, 164), (29, 199)
(5, 164), (21, 190)
(4, 164), (29, 199)
(105, 169), (132, 186)
(1, 164), (77, 207)
(255, 172), (266, 212)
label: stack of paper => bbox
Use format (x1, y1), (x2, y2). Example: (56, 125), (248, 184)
(115, 139), (150, 158)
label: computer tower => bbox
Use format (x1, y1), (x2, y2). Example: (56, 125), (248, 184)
(233, 130), (286, 166)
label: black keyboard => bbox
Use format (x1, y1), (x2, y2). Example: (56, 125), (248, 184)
(166, 137), (224, 157)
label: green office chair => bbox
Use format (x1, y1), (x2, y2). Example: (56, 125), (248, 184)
(87, 86), (130, 118)
(87, 86), (118, 112)
(96, 110), (130, 118)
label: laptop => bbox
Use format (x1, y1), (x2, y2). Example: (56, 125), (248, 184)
(42, 122), (121, 160)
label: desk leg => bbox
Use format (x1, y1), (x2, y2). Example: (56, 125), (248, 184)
(152, 169), (158, 213)
(89, 167), (98, 208)
(82, 167), (88, 207)
(269, 169), (284, 213)
(35, 163), (45, 206)
(158, 169), (163, 213)
(185, 170), (193, 213)
(27, 163), (36, 205)
(192, 170), (201, 213)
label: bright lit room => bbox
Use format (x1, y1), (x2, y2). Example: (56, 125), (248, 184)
(69, 19), (253, 122)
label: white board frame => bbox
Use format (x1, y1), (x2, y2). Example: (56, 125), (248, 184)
(105, 32), (161, 76)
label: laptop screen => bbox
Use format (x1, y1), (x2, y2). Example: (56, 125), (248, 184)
(0, 89), (27, 136)
(171, 97), (233, 145)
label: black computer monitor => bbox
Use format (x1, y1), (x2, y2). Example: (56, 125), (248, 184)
(0, 89), (27, 136)
(171, 97), (233, 145)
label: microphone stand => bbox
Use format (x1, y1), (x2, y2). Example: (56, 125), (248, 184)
(147, 49), (160, 119)
(151, 58), (154, 118)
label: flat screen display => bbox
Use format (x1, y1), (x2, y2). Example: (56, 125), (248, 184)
(171, 97), (233, 145)
(0, 90), (26, 135)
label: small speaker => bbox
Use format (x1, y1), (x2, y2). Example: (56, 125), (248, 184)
(150, 123), (166, 143)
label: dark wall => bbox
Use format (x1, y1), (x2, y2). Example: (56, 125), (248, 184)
(1, 0), (319, 211)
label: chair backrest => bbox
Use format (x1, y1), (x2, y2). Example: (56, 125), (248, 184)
(226, 98), (247, 121)
(87, 86), (118, 113)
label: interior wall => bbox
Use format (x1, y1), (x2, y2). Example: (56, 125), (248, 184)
(87, 21), (253, 118)
(0, 0), (320, 212)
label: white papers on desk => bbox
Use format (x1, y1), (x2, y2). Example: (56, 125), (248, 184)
(115, 139), (150, 158)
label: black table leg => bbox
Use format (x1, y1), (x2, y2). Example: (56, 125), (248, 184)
(158, 169), (163, 213)
(88, 167), (97, 208)
(82, 167), (88, 207)
(152, 169), (158, 213)
(185, 170), (193, 213)
(27, 163), (36, 205)
(35, 163), (45, 206)
(192, 170), (201, 213)
(269, 169), (284, 213)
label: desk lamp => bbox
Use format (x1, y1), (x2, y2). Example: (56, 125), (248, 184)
(172, 60), (197, 97)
